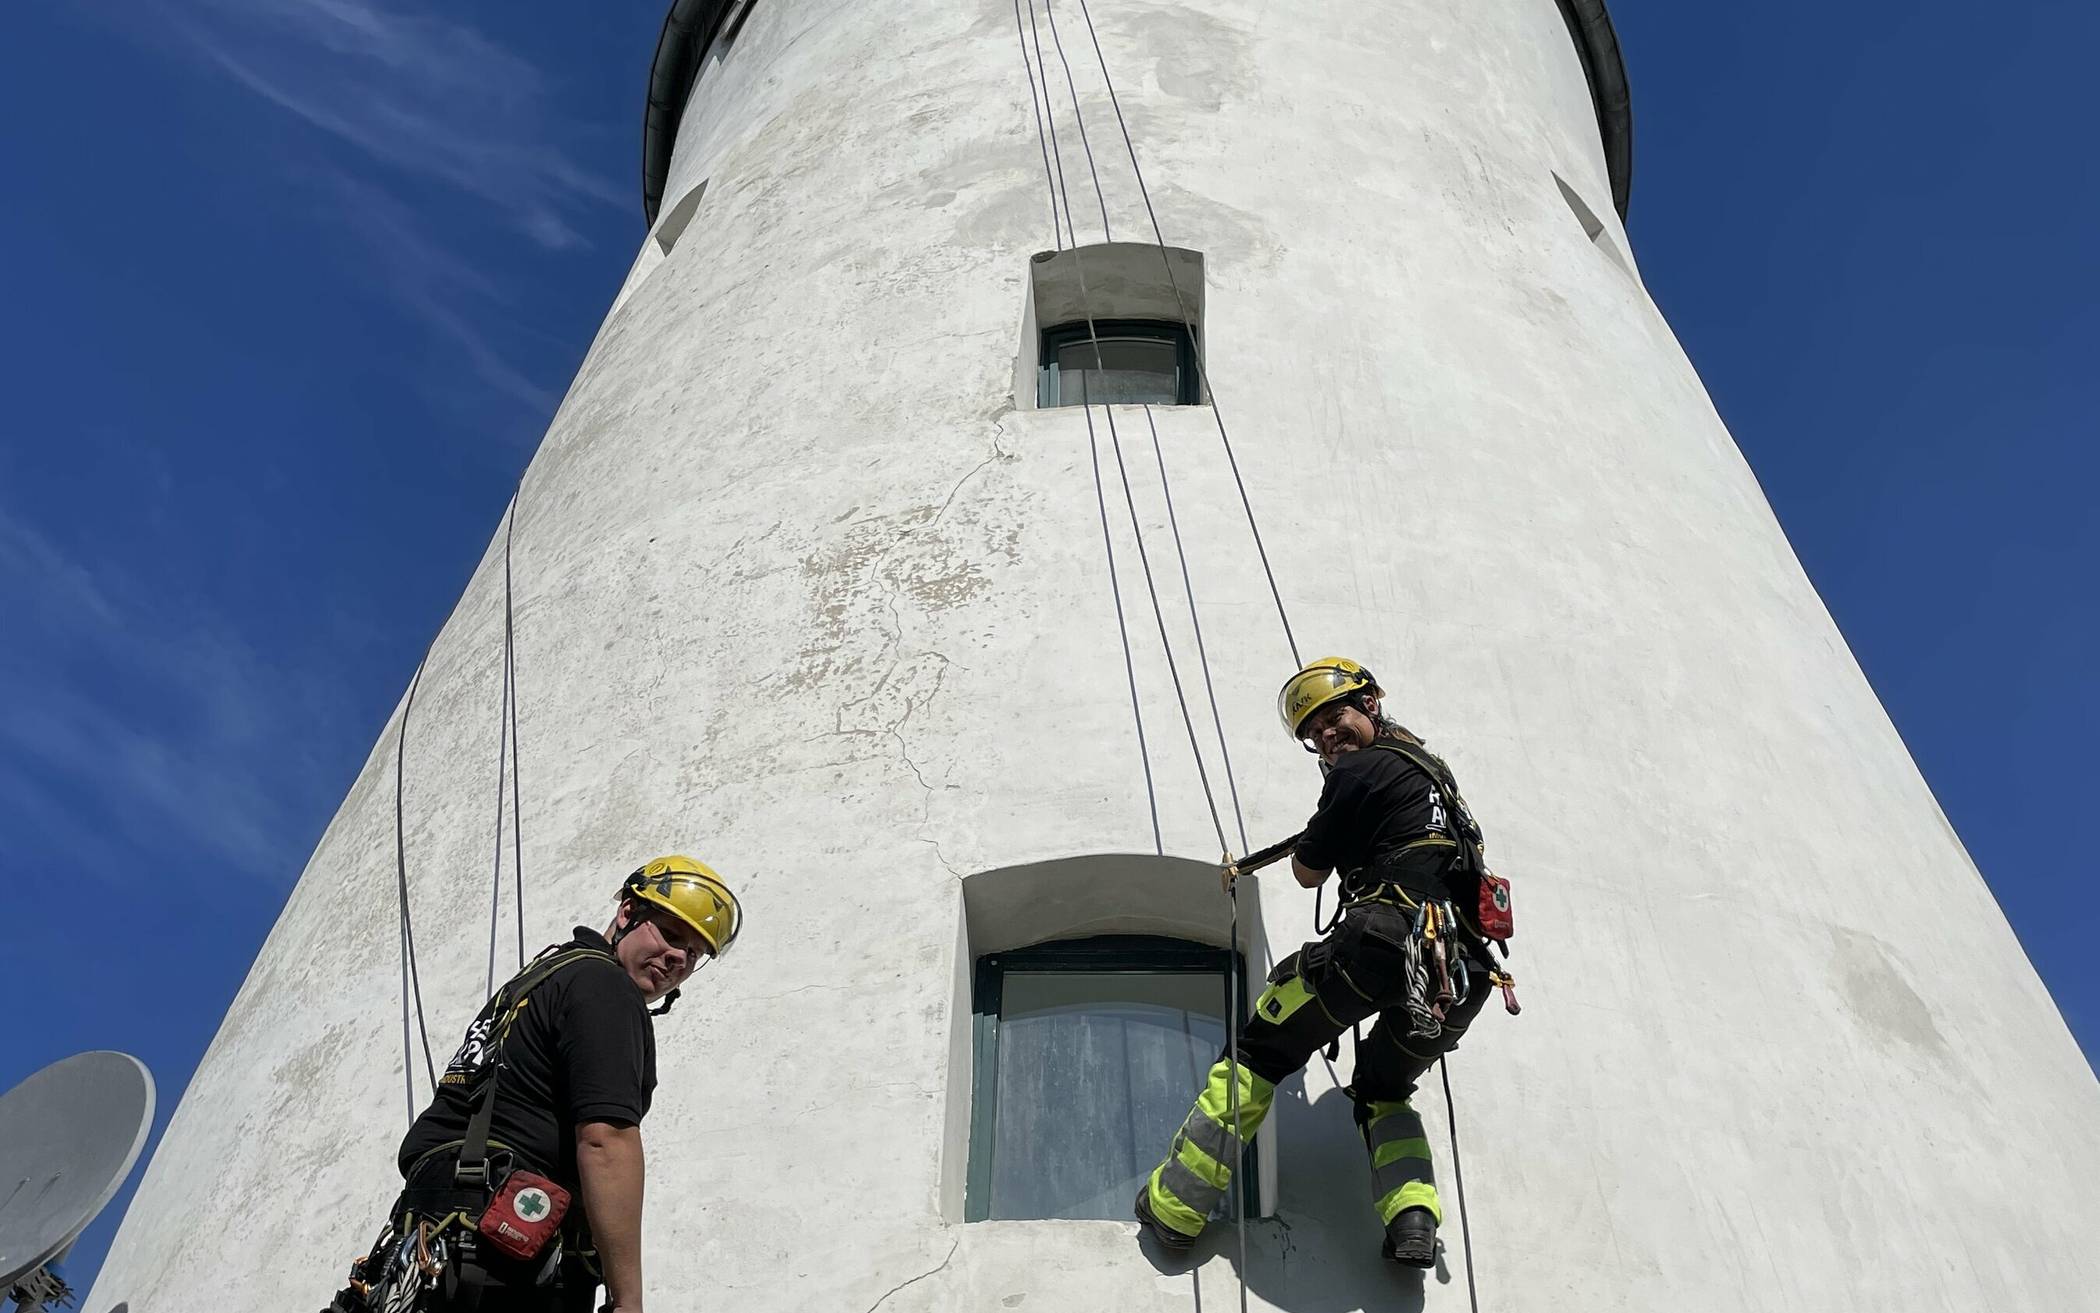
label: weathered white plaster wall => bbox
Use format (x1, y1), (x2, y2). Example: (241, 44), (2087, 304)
(94, 1), (2100, 1310)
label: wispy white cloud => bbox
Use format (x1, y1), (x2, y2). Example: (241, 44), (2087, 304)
(116, 0), (622, 427)
(315, 168), (562, 414)
(0, 506), (352, 887)
(162, 0), (623, 249)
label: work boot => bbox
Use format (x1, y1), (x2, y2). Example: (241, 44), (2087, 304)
(1134, 1186), (1197, 1252)
(1381, 1206), (1437, 1267)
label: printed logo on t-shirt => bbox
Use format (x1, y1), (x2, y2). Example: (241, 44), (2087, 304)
(440, 1012), (498, 1087)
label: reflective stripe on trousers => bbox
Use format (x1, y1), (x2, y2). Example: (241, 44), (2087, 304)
(1144, 1057), (1275, 1238)
(1364, 1098), (1440, 1225)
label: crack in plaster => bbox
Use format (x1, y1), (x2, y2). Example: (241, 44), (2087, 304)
(860, 1237), (960, 1313)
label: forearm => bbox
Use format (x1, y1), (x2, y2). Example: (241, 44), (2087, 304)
(575, 1121), (646, 1310)
(1290, 854), (1331, 888)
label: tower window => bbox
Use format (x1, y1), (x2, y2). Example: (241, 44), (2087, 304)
(1038, 320), (1199, 408)
(964, 935), (1256, 1222)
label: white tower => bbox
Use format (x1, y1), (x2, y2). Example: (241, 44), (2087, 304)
(92, 1), (2099, 1310)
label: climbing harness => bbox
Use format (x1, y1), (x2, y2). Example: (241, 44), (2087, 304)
(332, 946), (614, 1313)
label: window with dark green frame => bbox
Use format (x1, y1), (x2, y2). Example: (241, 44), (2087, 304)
(964, 935), (1257, 1222)
(1037, 320), (1200, 408)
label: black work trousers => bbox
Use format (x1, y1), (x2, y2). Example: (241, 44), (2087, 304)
(1144, 900), (1492, 1237)
(1245, 901), (1492, 1099)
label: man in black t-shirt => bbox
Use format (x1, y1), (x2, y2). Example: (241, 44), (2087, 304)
(1139, 658), (1502, 1268)
(332, 856), (741, 1313)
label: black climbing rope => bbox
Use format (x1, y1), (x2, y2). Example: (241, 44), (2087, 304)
(1010, 0), (1067, 249)
(1071, 0), (1302, 668)
(1031, 6), (1250, 1303)
(1025, 0), (1163, 854)
(394, 657), (438, 1126)
(504, 497), (525, 971)
(1141, 404), (1250, 855)
(485, 494), (527, 997)
(1440, 1056), (1483, 1313)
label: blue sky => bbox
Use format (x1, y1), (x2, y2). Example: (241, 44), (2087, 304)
(2, 0), (2093, 1293)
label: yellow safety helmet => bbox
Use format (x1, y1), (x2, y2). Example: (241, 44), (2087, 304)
(1276, 657), (1382, 740)
(620, 855), (743, 957)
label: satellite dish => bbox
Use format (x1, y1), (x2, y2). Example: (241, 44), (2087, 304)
(0, 1053), (155, 1293)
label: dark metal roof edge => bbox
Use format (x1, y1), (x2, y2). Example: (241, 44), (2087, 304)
(642, 0), (733, 227)
(1555, 0), (1634, 218)
(641, 1), (1633, 225)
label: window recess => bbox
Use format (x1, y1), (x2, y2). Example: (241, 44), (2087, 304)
(1016, 243), (1207, 409)
(964, 934), (1257, 1223)
(1038, 319), (1199, 408)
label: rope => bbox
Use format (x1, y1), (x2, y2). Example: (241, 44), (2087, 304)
(1039, 0), (1113, 242)
(1025, 0), (1161, 854)
(1440, 1057), (1482, 1313)
(504, 498), (525, 970)
(1035, 6), (1245, 1302)
(1039, 0), (1230, 859)
(394, 657), (438, 1125)
(1142, 404), (1249, 855)
(1010, 0), (1066, 248)
(1090, 380), (1229, 855)
(1224, 882), (1249, 1313)
(485, 494), (526, 997)
(1069, 0), (1300, 668)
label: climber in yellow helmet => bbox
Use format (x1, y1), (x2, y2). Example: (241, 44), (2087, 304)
(328, 857), (742, 1313)
(1138, 659), (1508, 1267)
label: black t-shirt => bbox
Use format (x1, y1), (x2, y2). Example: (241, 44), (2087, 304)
(398, 927), (656, 1188)
(1295, 739), (1475, 899)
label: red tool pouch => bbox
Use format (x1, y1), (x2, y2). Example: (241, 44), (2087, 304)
(1476, 871), (1514, 942)
(477, 1170), (571, 1261)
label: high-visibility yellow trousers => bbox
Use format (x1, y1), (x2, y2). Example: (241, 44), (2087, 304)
(1143, 905), (1491, 1239)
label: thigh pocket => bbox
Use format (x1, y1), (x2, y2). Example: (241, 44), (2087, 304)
(1253, 972), (1321, 1026)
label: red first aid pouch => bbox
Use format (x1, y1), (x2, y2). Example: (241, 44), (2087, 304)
(1476, 870), (1514, 943)
(477, 1170), (571, 1261)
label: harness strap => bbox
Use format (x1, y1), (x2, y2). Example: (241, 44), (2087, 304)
(455, 945), (620, 1190)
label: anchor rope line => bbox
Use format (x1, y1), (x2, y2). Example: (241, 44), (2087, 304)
(1441, 1056), (1483, 1313)
(1028, 6), (1491, 1302)
(1025, 0), (1162, 854)
(394, 655), (439, 1125)
(1142, 402), (1250, 855)
(1038, 0), (1230, 861)
(1033, 7), (1247, 1301)
(1036, 1), (1236, 855)
(1070, 0), (1301, 668)
(486, 493), (527, 998)
(504, 496), (525, 972)
(1022, 0), (1075, 250)
(1090, 13), (1489, 1290)
(1011, 0), (1067, 249)
(1039, 0), (1115, 243)
(1084, 370), (1229, 856)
